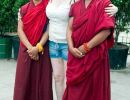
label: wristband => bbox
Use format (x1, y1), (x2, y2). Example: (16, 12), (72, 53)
(83, 43), (91, 52)
(36, 43), (44, 54)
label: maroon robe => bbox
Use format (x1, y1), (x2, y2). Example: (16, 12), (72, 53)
(63, 0), (115, 100)
(13, 0), (53, 100)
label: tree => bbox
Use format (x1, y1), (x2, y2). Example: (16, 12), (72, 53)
(111, 0), (130, 45)
(12, 0), (28, 28)
(0, 0), (28, 35)
(109, 0), (130, 69)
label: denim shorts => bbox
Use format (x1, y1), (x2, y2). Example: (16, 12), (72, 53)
(49, 41), (68, 60)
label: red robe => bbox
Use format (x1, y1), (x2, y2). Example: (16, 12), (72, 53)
(63, 0), (115, 100)
(13, 0), (53, 100)
(20, 0), (48, 46)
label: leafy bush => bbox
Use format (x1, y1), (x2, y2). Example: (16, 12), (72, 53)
(0, 0), (15, 35)
(12, 0), (28, 27)
(111, 0), (130, 44)
(0, 0), (28, 35)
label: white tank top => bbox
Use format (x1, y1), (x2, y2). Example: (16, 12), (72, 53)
(46, 0), (72, 43)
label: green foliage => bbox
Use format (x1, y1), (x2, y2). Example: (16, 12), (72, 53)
(0, 0), (130, 40)
(0, 0), (16, 34)
(0, 0), (28, 36)
(12, 0), (28, 25)
(111, 0), (130, 43)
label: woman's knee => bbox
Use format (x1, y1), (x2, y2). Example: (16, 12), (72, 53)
(53, 74), (65, 82)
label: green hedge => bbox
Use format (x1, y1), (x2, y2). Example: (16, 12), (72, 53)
(0, 0), (28, 35)
(111, 0), (130, 43)
(0, 0), (130, 37)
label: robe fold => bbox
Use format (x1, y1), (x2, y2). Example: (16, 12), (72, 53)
(63, 0), (115, 100)
(13, 0), (53, 100)
(20, 0), (48, 46)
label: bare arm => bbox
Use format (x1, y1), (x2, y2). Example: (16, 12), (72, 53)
(17, 19), (32, 50)
(67, 17), (74, 50)
(87, 30), (110, 49)
(18, 19), (39, 60)
(27, 24), (49, 60)
(78, 30), (111, 54)
(67, 17), (83, 58)
(39, 24), (49, 46)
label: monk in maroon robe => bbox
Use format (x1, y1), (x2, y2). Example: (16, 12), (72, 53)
(13, 0), (53, 100)
(63, 0), (115, 100)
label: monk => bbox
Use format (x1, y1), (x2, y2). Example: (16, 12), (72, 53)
(13, 0), (53, 100)
(63, 0), (115, 100)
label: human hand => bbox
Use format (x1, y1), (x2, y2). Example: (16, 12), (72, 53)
(105, 4), (118, 17)
(27, 47), (39, 61)
(78, 45), (86, 55)
(69, 47), (84, 58)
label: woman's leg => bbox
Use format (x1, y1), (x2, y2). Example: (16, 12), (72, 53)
(51, 58), (65, 100)
(63, 60), (67, 88)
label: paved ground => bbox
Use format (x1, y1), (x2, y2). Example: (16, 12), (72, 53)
(0, 56), (130, 100)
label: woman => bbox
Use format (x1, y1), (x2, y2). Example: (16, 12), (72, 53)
(13, 0), (53, 100)
(46, 0), (117, 100)
(63, 0), (115, 100)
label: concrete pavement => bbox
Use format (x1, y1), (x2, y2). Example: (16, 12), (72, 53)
(0, 56), (130, 100)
